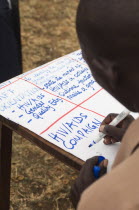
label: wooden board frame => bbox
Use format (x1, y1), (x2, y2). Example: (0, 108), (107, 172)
(0, 115), (84, 210)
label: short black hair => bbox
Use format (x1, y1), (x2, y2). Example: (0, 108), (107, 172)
(76, 0), (139, 61)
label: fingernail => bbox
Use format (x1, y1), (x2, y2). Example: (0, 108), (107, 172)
(93, 166), (101, 178)
(104, 138), (107, 144)
(103, 159), (108, 167)
(111, 139), (116, 144)
(104, 139), (111, 144)
(99, 125), (105, 132)
(98, 156), (105, 164)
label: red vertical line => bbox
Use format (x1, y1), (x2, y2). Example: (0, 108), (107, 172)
(20, 78), (80, 106)
(78, 88), (103, 105)
(39, 104), (82, 135)
(20, 78), (104, 115)
(39, 88), (104, 135)
(0, 52), (85, 90)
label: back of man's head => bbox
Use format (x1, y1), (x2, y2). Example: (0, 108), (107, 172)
(76, 0), (139, 112)
(77, 0), (139, 63)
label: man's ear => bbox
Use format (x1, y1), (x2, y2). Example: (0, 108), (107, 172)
(92, 58), (119, 89)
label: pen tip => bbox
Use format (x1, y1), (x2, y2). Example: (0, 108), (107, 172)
(89, 144), (93, 148)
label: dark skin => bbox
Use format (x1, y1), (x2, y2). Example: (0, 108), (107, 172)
(71, 0), (139, 208)
(71, 156), (108, 209)
(100, 113), (134, 144)
(71, 115), (134, 208)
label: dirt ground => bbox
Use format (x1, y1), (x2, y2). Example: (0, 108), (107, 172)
(11, 0), (80, 209)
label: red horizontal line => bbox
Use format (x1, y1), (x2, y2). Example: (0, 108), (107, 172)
(20, 78), (103, 111)
(21, 56), (66, 78)
(20, 77), (104, 116)
(0, 51), (85, 91)
(0, 52), (105, 135)
(20, 78), (80, 106)
(25, 51), (83, 79)
(78, 88), (103, 106)
(40, 105), (81, 135)
(78, 106), (105, 118)
(40, 108), (105, 135)
(40, 88), (104, 135)
(0, 78), (20, 90)
(0, 54), (68, 90)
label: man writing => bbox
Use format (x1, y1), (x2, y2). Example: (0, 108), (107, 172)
(71, 1), (139, 209)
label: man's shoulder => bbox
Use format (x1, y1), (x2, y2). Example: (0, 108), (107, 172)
(123, 117), (139, 145)
(78, 148), (139, 210)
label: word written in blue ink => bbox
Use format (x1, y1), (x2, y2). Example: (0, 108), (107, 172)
(17, 94), (56, 119)
(0, 87), (40, 111)
(48, 113), (101, 149)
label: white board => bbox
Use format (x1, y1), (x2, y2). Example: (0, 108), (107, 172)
(0, 50), (138, 171)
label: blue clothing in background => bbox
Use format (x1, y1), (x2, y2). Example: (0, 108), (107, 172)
(0, 0), (21, 83)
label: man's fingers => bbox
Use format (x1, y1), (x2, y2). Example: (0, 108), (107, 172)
(81, 156), (99, 178)
(85, 156), (99, 168)
(111, 138), (117, 144)
(104, 136), (117, 144)
(93, 159), (108, 178)
(101, 113), (118, 125)
(99, 159), (108, 177)
(103, 136), (112, 144)
(100, 125), (125, 141)
(99, 165), (107, 177)
(99, 159), (108, 167)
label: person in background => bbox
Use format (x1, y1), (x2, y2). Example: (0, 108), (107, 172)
(0, 0), (21, 83)
(71, 0), (139, 209)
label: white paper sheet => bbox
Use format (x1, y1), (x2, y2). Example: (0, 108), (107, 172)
(0, 50), (138, 171)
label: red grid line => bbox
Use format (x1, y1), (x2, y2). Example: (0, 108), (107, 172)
(20, 78), (82, 106)
(20, 55), (67, 78)
(0, 54), (68, 90)
(0, 52), (105, 136)
(0, 51), (85, 91)
(0, 78), (20, 90)
(40, 89), (105, 135)
(20, 78), (104, 118)
(67, 55), (88, 67)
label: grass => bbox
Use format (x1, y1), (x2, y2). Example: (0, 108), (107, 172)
(11, 0), (80, 209)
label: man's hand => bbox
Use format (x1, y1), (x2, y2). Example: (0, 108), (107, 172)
(70, 156), (108, 208)
(100, 113), (134, 144)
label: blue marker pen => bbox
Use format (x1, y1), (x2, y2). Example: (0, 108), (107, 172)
(98, 156), (105, 164)
(93, 166), (101, 178)
(93, 156), (105, 178)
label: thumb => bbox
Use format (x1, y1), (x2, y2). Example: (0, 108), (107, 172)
(99, 159), (108, 177)
(99, 166), (107, 177)
(100, 125), (125, 141)
(93, 159), (108, 179)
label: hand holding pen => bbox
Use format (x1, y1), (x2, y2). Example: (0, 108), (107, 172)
(71, 110), (135, 208)
(100, 112), (134, 145)
(89, 109), (135, 147)
(70, 156), (108, 208)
